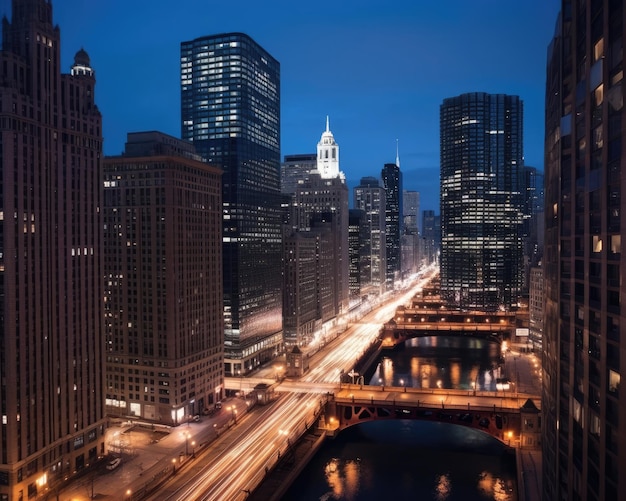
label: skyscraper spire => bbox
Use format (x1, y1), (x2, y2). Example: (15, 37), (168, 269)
(326, 115), (330, 132)
(396, 139), (400, 168)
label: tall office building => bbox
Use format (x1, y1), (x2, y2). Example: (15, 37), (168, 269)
(522, 166), (545, 290)
(281, 153), (316, 196)
(403, 190), (419, 234)
(354, 177), (387, 295)
(0, 1), (106, 497)
(422, 209), (439, 267)
(382, 162), (402, 287)
(440, 92), (524, 310)
(348, 209), (369, 301)
(103, 132), (223, 425)
(181, 33), (283, 376)
(292, 119), (349, 316)
(544, 3), (623, 499)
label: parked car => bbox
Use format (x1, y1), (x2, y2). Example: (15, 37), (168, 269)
(106, 457), (122, 471)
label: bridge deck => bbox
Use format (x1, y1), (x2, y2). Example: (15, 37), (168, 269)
(335, 384), (540, 413)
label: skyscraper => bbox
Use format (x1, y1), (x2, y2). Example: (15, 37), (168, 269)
(402, 190), (420, 235)
(544, 2), (623, 499)
(281, 153), (317, 195)
(103, 132), (223, 425)
(354, 177), (387, 295)
(0, 1), (106, 496)
(440, 92), (524, 310)
(381, 162), (402, 287)
(181, 33), (283, 376)
(293, 119), (349, 314)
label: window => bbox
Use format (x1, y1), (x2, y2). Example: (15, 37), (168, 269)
(609, 370), (620, 393)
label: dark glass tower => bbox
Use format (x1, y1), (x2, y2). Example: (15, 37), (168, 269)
(181, 33), (282, 376)
(440, 92), (524, 310)
(0, 0), (106, 496)
(381, 163), (402, 287)
(544, 2), (624, 499)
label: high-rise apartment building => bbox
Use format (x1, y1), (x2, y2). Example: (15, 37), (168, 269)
(544, 2), (623, 499)
(382, 162), (402, 287)
(0, 1), (106, 496)
(103, 132), (223, 425)
(354, 177), (387, 295)
(440, 92), (524, 310)
(181, 33), (283, 376)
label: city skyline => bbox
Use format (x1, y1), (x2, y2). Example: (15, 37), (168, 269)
(9, 0), (562, 213)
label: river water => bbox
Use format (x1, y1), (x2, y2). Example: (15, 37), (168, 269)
(282, 337), (518, 501)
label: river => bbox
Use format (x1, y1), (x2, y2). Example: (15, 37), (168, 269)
(282, 336), (518, 501)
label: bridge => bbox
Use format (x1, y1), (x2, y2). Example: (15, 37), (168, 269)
(379, 288), (517, 348)
(321, 384), (540, 449)
(226, 378), (541, 449)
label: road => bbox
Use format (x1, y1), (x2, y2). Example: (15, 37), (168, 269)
(142, 267), (438, 501)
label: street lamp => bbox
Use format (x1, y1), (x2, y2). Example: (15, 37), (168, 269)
(171, 458), (177, 474)
(191, 440), (196, 458)
(126, 489), (132, 500)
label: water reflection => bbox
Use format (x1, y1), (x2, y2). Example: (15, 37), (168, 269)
(322, 457), (363, 501)
(283, 337), (517, 501)
(367, 336), (504, 392)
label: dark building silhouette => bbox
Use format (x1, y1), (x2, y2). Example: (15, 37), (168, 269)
(381, 162), (402, 287)
(522, 166), (544, 292)
(543, 2), (624, 499)
(103, 132), (224, 424)
(440, 92), (524, 310)
(181, 33), (283, 376)
(421, 210), (439, 268)
(0, 1), (106, 496)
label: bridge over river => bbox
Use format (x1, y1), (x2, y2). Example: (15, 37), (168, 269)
(226, 378), (541, 449)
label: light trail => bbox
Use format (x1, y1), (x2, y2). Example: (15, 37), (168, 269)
(159, 267), (437, 500)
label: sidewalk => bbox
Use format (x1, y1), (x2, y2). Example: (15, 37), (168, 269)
(58, 397), (250, 501)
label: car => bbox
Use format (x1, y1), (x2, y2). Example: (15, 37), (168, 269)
(192, 414), (201, 422)
(106, 457), (122, 471)
(215, 401), (222, 410)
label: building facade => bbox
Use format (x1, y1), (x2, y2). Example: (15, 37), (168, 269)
(421, 209), (439, 268)
(181, 33), (283, 376)
(348, 209), (369, 301)
(543, 2), (624, 499)
(528, 265), (543, 352)
(281, 153), (316, 196)
(403, 190), (420, 235)
(103, 132), (224, 425)
(354, 177), (387, 295)
(440, 92), (524, 310)
(0, 1), (106, 497)
(381, 162), (402, 288)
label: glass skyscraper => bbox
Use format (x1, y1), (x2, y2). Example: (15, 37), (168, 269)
(439, 92), (524, 310)
(181, 33), (283, 376)
(544, 2), (623, 499)
(382, 163), (402, 287)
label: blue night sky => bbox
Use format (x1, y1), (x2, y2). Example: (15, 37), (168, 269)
(3, 0), (560, 213)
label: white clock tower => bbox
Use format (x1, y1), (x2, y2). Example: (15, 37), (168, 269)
(316, 116), (344, 180)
